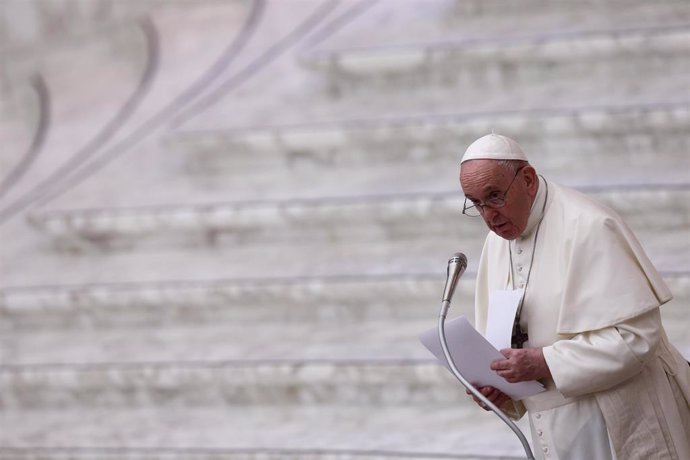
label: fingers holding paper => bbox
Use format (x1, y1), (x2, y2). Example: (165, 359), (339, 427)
(466, 386), (511, 411)
(491, 347), (552, 383)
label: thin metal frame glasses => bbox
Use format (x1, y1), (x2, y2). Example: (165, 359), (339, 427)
(462, 166), (525, 217)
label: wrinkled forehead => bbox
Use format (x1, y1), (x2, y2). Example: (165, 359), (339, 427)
(460, 160), (511, 196)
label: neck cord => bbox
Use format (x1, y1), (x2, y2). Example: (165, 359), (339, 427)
(508, 176), (549, 348)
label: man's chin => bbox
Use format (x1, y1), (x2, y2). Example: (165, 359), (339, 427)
(493, 226), (519, 240)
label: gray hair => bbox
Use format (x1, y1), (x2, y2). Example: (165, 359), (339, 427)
(496, 159), (529, 173)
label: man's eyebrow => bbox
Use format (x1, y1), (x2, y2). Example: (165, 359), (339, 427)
(481, 183), (502, 194)
(463, 178), (504, 200)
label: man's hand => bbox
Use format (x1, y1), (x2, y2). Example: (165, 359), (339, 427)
(466, 386), (511, 411)
(491, 347), (551, 383)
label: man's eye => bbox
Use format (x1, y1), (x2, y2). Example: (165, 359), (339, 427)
(486, 193), (506, 205)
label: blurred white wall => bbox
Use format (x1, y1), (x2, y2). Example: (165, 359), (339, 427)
(0, 1), (689, 459)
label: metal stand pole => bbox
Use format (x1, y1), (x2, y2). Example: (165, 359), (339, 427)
(438, 300), (535, 460)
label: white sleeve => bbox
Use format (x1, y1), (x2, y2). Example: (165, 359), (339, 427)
(542, 308), (661, 398)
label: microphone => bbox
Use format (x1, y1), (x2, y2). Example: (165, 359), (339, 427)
(442, 252), (467, 303)
(436, 251), (535, 459)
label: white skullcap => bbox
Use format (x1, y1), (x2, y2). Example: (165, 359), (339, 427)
(460, 133), (528, 164)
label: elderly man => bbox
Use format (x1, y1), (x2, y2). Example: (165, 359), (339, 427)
(460, 133), (690, 459)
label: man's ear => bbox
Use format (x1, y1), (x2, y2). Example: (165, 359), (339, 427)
(522, 165), (539, 197)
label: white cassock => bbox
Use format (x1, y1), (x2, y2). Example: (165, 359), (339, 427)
(474, 176), (690, 460)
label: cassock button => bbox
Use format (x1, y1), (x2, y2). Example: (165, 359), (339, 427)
(535, 413), (542, 419)
(543, 447), (549, 454)
(517, 266), (523, 272)
(517, 248), (523, 254)
(537, 429), (543, 437)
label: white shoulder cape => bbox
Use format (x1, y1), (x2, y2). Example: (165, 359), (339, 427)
(475, 181), (672, 335)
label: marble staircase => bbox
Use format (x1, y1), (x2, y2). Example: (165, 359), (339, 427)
(1, 1), (689, 459)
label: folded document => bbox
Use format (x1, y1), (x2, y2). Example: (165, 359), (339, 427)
(419, 315), (545, 401)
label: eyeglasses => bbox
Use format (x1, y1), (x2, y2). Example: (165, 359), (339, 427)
(462, 166), (525, 217)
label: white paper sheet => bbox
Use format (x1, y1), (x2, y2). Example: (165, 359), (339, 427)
(485, 289), (523, 350)
(419, 315), (544, 401)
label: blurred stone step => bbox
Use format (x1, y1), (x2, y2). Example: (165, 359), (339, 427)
(1, 275), (687, 366)
(442, 0), (689, 19)
(0, 224), (478, 286)
(30, 193), (484, 253)
(0, 403), (532, 459)
(2, 290), (688, 408)
(167, 103), (690, 200)
(320, 0), (690, 49)
(1, 273), (688, 337)
(301, 25), (690, 104)
(4, 195), (687, 287)
(0, 447), (525, 460)
(26, 187), (690, 262)
(0, 360), (466, 409)
(0, 316), (443, 365)
(195, 24), (690, 128)
(0, 275), (463, 330)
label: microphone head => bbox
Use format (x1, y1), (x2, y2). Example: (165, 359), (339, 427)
(448, 252), (467, 271)
(442, 252), (467, 303)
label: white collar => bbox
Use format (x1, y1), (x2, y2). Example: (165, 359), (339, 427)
(520, 176), (547, 239)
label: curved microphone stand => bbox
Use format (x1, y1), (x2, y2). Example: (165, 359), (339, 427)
(438, 297), (535, 459)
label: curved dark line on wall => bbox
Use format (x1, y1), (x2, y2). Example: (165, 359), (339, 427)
(0, 74), (50, 199)
(300, 0), (379, 49)
(0, 1), (266, 222)
(0, 18), (160, 225)
(169, 0), (342, 128)
(31, 3), (269, 208)
(162, 0), (266, 121)
(2, 0), (337, 216)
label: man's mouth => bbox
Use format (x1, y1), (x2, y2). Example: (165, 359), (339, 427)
(493, 222), (513, 235)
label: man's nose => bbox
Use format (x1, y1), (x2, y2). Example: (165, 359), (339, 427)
(482, 207), (500, 223)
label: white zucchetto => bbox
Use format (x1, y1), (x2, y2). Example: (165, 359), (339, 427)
(461, 133), (529, 164)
